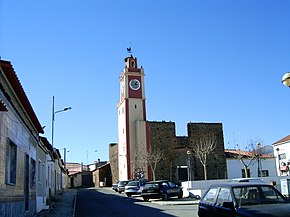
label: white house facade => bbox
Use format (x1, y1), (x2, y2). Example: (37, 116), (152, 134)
(272, 135), (290, 176)
(225, 149), (277, 179)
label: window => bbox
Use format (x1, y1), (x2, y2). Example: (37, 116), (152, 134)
(202, 188), (218, 204)
(261, 170), (269, 177)
(216, 188), (232, 206)
(279, 153), (286, 160)
(261, 186), (285, 202)
(6, 140), (17, 185)
(31, 158), (36, 189)
(242, 169), (250, 178)
(38, 160), (42, 183)
(168, 181), (176, 188)
(233, 186), (260, 206)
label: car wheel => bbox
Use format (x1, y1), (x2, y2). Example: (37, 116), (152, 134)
(143, 197), (149, 202)
(126, 193), (131, 197)
(163, 193), (169, 201)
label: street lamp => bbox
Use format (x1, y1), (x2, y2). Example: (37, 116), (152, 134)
(276, 148), (281, 176)
(51, 96), (71, 147)
(187, 150), (192, 190)
(282, 72), (290, 87)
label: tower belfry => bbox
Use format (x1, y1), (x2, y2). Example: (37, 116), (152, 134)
(117, 54), (148, 180)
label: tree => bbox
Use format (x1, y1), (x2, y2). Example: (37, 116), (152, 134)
(146, 148), (165, 181)
(191, 134), (217, 180)
(137, 148), (165, 181)
(132, 151), (147, 180)
(231, 140), (261, 178)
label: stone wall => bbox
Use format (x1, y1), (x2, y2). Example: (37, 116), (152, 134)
(147, 121), (227, 182)
(146, 121), (178, 181)
(109, 143), (118, 184)
(187, 123), (227, 180)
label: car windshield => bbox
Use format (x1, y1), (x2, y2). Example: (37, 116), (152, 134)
(144, 182), (159, 188)
(233, 185), (287, 206)
(127, 181), (138, 186)
(120, 181), (129, 185)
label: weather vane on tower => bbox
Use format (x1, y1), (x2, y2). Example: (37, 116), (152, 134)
(127, 47), (132, 54)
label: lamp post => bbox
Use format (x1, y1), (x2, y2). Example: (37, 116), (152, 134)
(282, 72), (290, 87)
(187, 150), (192, 190)
(51, 96), (71, 147)
(276, 148), (281, 176)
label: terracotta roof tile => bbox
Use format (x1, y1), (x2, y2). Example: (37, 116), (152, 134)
(225, 149), (273, 158)
(272, 135), (290, 145)
(0, 60), (43, 133)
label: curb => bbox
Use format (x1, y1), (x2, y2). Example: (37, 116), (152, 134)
(73, 193), (77, 217)
(150, 198), (200, 206)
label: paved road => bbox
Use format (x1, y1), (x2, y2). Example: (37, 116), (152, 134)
(75, 187), (199, 217)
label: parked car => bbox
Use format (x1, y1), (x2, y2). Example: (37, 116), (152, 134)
(117, 180), (131, 193)
(198, 182), (290, 217)
(124, 179), (147, 197)
(141, 180), (183, 201)
(112, 181), (119, 192)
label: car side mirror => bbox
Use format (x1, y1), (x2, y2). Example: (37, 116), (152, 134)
(222, 202), (235, 210)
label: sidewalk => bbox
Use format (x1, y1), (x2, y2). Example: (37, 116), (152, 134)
(150, 197), (200, 205)
(34, 189), (77, 217)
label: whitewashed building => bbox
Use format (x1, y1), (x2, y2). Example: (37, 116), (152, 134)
(272, 135), (290, 176)
(225, 149), (277, 179)
(0, 60), (44, 217)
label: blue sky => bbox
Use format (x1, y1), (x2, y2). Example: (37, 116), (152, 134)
(1, 1), (290, 164)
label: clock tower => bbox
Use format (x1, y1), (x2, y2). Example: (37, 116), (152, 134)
(117, 55), (149, 180)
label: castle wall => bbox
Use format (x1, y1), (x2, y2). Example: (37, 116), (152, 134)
(147, 122), (227, 182)
(109, 143), (119, 184)
(187, 123), (227, 180)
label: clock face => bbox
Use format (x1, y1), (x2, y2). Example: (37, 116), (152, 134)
(129, 79), (141, 90)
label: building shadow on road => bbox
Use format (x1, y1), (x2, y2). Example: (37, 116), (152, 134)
(75, 187), (177, 217)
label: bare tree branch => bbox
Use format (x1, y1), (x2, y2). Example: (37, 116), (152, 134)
(230, 139), (262, 178)
(191, 134), (217, 180)
(135, 148), (165, 181)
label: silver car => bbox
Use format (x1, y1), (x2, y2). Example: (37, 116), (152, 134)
(117, 180), (131, 193)
(124, 180), (147, 197)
